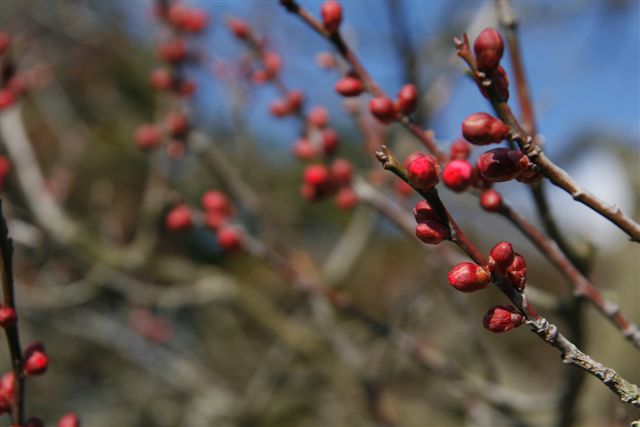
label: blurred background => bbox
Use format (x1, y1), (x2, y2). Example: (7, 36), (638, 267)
(0, 1), (638, 426)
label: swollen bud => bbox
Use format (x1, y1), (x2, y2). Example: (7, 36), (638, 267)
(450, 139), (471, 160)
(335, 76), (364, 97)
(479, 189), (503, 212)
(461, 112), (510, 145)
(483, 305), (523, 333)
(395, 83), (418, 114)
(448, 262), (490, 292)
(23, 342), (48, 376)
(477, 148), (529, 182)
(369, 96), (396, 124)
(321, 1), (343, 33)
(57, 412), (81, 427)
(415, 220), (446, 245)
(474, 28), (504, 72)
(506, 254), (527, 291)
(407, 154), (440, 190)
(0, 306), (17, 328)
(442, 160), (474, 192)
(165, 204), (193, 231)
(489, 241), (515, 272)
(217, 226), (242, 252)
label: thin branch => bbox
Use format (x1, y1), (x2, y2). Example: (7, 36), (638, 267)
(454, 33), (640, 243)
(375, 145), (640, 407)
(0, 200), (25, 424)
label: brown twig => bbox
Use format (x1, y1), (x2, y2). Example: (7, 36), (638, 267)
(454, 33), (640, 243)
(0, 200), (25, 424)
(375, 145), (640, 407)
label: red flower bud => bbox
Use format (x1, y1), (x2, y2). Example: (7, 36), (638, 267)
(442, 160), (473, 192)
(227, 18), (250, 39)
(0, 32), (11, 56)
(23, 347), (48, 376)
(415, 220), (446, 245)
(335, 76), (364, 97)
(506, 254), (527, 291)
(403, 151), (426, 169)
(481, 66), (509, 101)
(165, 204), (192, 231)
(321, 129), (339, 154)
(286, 90), (304, 112)
(308, 106), (329, 128)
(407, 154), (440, 190)
(369, 96), (396, 124)
(335, 187), (358, 209)
(448, 262), (490, 292)
(330, 158), (353, 186)
(164, 111), (189, 137)
(479, 189), (503, 212)
(477, 148), (529, 182)
(474, 28), (504, 72)
(450, 139), (471, 160)
(321, 1), (343, 33)
(269, 99), (291, 117)
(483, 305), (523, 332)
(292, 138), (317, 160)
(489, 241), (515, 272)
(134, 124), (161, 150)
(263, 51), (281, 77)
(156, 38), (188, 63)
(58, 412), (80, 427)
(413, 200), (438, 222)
(218, 226), (242, 251)
(0, 372), (14, 414)
(303, 164), (331, 188)
(395, 83), (418, 114)
(0, 307), (17, 328)
(461, 112), (509, 145)
(201, 191), (232, 217)
(149, 68), (174, 91)
(204, 211), (226, 231)
(182, 9), (208, 33)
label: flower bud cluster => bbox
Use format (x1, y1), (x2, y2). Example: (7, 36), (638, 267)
(165, 190), (243, 252)
(413, 200), (447, 245)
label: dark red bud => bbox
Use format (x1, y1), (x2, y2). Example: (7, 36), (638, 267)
(217, 226), (242, 251)
(483, 305), (523, 332)
(269, 99), (291, 117)
(395, 83), (418, 114)
(462, 112), (510, 145)
(506, 253), (527, 291)
(479, 189), (503, 212)
(369, 96), (396, 124)
(407, 154), (440, 190)
(0, 307), (17, 328)
(201, 190), (232, 217)
(415, 220), (446, 245)
(134, 124), (161, 150)
(286, 90), (305, 112)
(321, 1), (343, 33)
(164, 112), (189, 137)
(474, 28), (504, 72)
(442, 160), (474, 192)
(335, 76), (364, 97)
(448, 262), (490, 292)
(303, 164), (331, 188)
(321, 129), (339, 154)
(450, 139), (472, 160)
(292, 138), (317, 160)
(227, 18), (250, 39)
(24, 349), (48, 376)
(335, 187), (358, 209)
(489, 241), (515, 272)
(57, 412), (80, 427)
(477, 148), (529, 182)
(165, 204), (193, 231)
(481, 65), (509, 102)
(308, 106), (329, 128)
(156, 38), (188, 63)
(413, 200), (438, 222)
(149, 68), (174, 91)
(330, 158), (353, 186)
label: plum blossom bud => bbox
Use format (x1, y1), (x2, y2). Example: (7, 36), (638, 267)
(369, 96), (396, 124)
(335, 76), (364, 97)
(450, 139), (471, 160)
(407, 154), (440, 190)
(415, 220), (446, 245)
(395, 83), (418, 114)
(479, 189), (503, 212)
(165, 204), (192, 231)
(442, 160), (474, 192)
(448, 262), (490, 292)
(0, 306), (17, 328)
(477, 148), (529, 182)
(474, 28), (504, 72)
(489, 241), (515, 272)
(336, 187), (358, 209)
(506, 254), (527, 291)
(321, 1), (343, 33)
(483, 305), (524, 332)
(462, 112), (510, 145)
